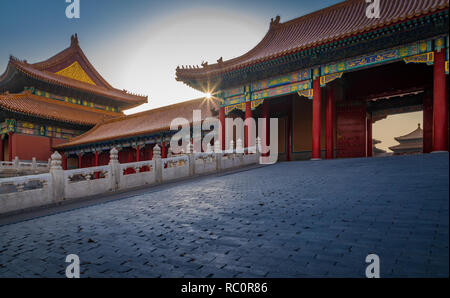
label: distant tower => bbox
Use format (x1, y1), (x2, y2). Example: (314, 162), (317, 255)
(389, 124), (423, 155)
(372, 139), (387, 156)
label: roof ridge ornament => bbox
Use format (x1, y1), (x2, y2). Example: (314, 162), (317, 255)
(270, 15), (281, 28)
(70, 33), (79, 46)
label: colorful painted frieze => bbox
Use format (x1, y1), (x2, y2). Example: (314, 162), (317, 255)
(252, 80), (311, 100)
(321, 40), (433, 76)
(251, 69), (311, 92)
(26, 87), (121, 113)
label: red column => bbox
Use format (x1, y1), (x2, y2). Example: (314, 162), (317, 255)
(127, 148), (133, 162)
(136, 145), (140, 162)
(262, 101), (269, 156)
(219, 107), (225, 150)
(432, 49), (449, 152)
(149, 145), (153, 160)
(312, 78), (322, 159)
(0, 137), (3, 162)
(423, 91), (433, 153)
(325, 87), (334, 159)
(78, 153), (82, 169)
(8, 132), (13, 161)
(245, 101), (253, 151)
(62, 154), (68, 170)
(366, 115), (373, 157)
(287, 98), (292, 161)
(162, 142), (166, 158)
(94, 151), (99, 178)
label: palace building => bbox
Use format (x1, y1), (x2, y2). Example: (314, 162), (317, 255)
(0, 34), (147, 164)
(389, 123), (424, 155)
(176, 0), (449, 161)
(54, 97), (218, 169)
(6, 0), (448, 170)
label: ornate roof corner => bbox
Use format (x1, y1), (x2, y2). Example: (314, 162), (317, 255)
(201, 61), (208, 68)
(217, 57), (223, 64)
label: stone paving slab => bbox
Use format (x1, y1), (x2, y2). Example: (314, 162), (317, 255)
(0, 153), (448, 278)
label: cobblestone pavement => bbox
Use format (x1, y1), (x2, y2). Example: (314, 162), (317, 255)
(0, 154), (448, 278)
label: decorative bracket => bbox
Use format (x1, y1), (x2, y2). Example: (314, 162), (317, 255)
(251, 99), (264, 110)
(403, 52), (434, 65)
(297, 89), (314, 99)
(320, 72), (343, 87)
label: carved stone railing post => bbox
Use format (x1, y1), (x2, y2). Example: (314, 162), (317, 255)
(214, 140), (222, 154)
(214, 140), (222, 171)
(236, 139), (244, 166)
(13, 157), (19, 169)
(229, 140), (235, 154)
(188, 142), (195, 176)
(256, 137), (262, 163)
(236, 139), (244, 155)
(153, 144), (162, 183)
(31, 157), (37, 170)
(50, 151), (65, 202)
(109, 147), (120, 191)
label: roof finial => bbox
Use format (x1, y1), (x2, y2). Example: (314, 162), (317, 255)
(270, 15), (281, 27)
(71, 33), (79, 46)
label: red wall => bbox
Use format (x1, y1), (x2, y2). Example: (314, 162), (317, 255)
(11, 134), (68, 162)
(336, 103), (367, 158)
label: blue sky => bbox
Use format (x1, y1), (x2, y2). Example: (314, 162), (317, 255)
(0, 0), (342, 112)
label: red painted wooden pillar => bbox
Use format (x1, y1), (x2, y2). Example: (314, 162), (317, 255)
(128, 148), (133, 162)
(162, 142), (166, 158)
(262, 100), (269, 156)
(312, 78), (322, 159)
(423, 91), (433, 153)
(219, 107), (225, 150)
(136, 145), (140, 162)
(286, 98), (293, 161)
(0, 137), (3, 162)
(62, 154), (68, 170)
(325, 88), (334, 159)
(8, 132), (13, 162)
(245, 101), (253, 151)
(366, 115), (373, 157)
(149, 145), (153, 160)
(432, 49), (449, 152)
(95, 151), (99, 166)
(78, 153), (82, 169)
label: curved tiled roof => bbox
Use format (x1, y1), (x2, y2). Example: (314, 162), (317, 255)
(55, 97), (220, 148)
(0, 35), (148, 108)
(176, 0), (449, 80)
(0, 91), (119, 126)
(395, 124), (423, 141)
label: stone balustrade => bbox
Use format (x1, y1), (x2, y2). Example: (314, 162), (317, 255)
(0, 157), (50, 178)
(0, 140), (262, 215)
